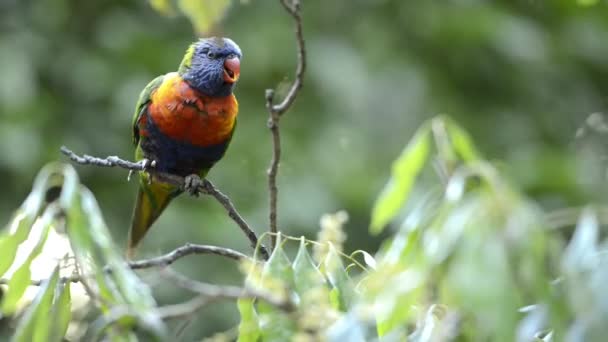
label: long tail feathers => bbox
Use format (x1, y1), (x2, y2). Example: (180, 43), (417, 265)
(127, 180), (180, 259)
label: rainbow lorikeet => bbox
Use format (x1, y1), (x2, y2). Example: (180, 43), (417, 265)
(127, 37), (242, 257)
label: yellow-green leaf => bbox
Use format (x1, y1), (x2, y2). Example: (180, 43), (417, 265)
(370, 122), (432, 234)
(12, 267), (60, 342)
(237, 298), (260, 342)
(178, 0), (231, 34)
(50, 283), (71, 342)
(445, 117), (481, 162)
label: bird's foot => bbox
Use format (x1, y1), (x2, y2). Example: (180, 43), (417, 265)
(184, 174), (203, 196)
(141, 158), (156, 171)
(129, 159), (157, 184)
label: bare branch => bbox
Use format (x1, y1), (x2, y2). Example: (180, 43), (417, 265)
(271, 0), (306, 115)
(0, 243), (251, 286)
(60, 146), (269, 260)
(159, 268), (295, 316)
(265, 0), (307, 251)
(129, 243), (250, 269)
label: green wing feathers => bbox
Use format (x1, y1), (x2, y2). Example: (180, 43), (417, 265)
(127, 173), (181, 258)
(128, 74), (169, 258)
(132, 75), (165, 146)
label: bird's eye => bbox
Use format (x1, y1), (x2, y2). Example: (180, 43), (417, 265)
(207, 51), (216, 59)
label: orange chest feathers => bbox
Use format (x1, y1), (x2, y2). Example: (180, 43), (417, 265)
(146, 73), (238, 147)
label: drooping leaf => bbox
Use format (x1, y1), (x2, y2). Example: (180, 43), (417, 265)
(68, 188), (166, 340)
(50, 282), (72, 342)
(1, 260), (33, 315)
(2, 211), (53, 315)
(0, 164), (68, 278)
(444, 117), (481, 162)
(237, 298), (260, 342)
(12, 267), (60, 342)
(370, 121), (432, 234)
(562, 208), (599, 273)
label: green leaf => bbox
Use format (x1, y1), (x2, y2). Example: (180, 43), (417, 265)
(237, 298), (260, 342)
(69, 188), (166, 339)
(0, 164), (68, 278)
(562, 208), (599, 273)
(262, 235), (294, 288)
(323, 245), (352, 311)
(2, 211), (53, 315)
(370, 121), (432, 234)
(2, 259), (33, 315)
(177, 0), (231, 34)
(0, 233), (22, 279)
(12, 267), (60, 342)
(445, 117), (481, 162)
(292, 237), (325, 297)
(50, 282), (71, 342)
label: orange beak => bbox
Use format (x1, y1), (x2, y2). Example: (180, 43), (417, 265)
(223, 57), (240, 83)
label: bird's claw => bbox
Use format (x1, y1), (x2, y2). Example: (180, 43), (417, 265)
(184, 174), (203, 196)
(141, 158), (156, 171)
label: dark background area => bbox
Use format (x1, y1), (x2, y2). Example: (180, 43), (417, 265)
(1, 0), (607, 338)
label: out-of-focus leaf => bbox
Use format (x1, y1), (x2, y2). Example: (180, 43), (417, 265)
(237, 298), (260, 342)
(445, 117), (481, 162)
(258, 236), (295, 341)
(71, 188), (166, 340)
(517, 304), (548, 342)
(177, 0), (231, 34)
(360, 251), (377, 270)
(562, 208), (598, 273)
(577, 0), (598, 6)
(326, 313), (366, 342)
(12, 267), (59, 342)
(323, 244), (352, 311)
(2, 211), (53, 315)
(2, 260), (33, 315)
(262, 236), (294, 288)
(0, 164), (67, 278)
(292, 237), (325, 297)
(370, 121), (431, 234)
(149, 0), (175, 15)
(50, 282), (71, 342)
(409, 304), (450, 342)
(375, 270), (424, 337)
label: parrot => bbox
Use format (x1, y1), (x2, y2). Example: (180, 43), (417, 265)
(127, 37), (242, 257)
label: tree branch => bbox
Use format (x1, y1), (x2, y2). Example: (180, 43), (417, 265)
(60, 146), (269, 260)
(128, 243), (250, 269)
(158, 268), (295, 318)
(0, 243), (251, 286)
(265, 0), (306, 250)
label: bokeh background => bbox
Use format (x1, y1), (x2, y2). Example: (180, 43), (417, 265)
(1, 0), (607, 338)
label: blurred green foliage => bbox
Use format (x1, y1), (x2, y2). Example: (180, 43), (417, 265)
(2, 0), (608, 339)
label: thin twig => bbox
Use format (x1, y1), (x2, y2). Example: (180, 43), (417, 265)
(157, 295), (213, 320)
(60, 146), (269, 260)
(0, 242), (251, 286)
(129, 243), (250, 269)
(265, 0), (306, 250)
(159, 268), (295, 315)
